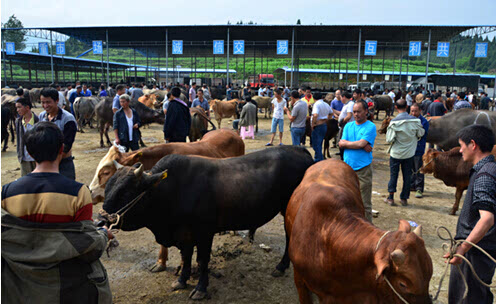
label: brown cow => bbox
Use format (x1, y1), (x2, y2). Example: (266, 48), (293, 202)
(286, 159), (433, 304)
(378, 116), (391, 134)
(138, 94), (157, 108)
(91, 129), (244, 272)
(421, 146), (496, 215)
(209, 99), (238, 128)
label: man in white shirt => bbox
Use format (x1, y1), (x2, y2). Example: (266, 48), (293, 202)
(388, 89), (396, 115)
(266, 88), (286, 146)
(311, 91), (332, 162)
(337, 91), (354, 159)
(258, 84), (266, 97)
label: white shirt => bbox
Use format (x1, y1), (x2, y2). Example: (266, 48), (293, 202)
(312, 99), (332, 120)
(338, 101), (355, 123)
(58, 91), (66, 108)
(126, 113), (134, 141)
(258, 88), (265, 96)
(271, 98), (286, 119)
(468, 94), (473, 103)
(406, 94), (413, 106)
(388, 91), (396, 103)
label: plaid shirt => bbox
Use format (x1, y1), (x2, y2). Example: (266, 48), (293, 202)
(470, 154), (496, 214)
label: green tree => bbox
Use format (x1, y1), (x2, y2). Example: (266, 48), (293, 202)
(2, 14), (27, 50)
(296, 19), (301, 25)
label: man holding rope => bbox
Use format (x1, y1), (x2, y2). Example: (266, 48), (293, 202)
(447, 124), (496, 304)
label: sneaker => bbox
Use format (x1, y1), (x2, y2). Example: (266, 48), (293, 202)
(265, 143), (273, 146)
(279, 143), (284, 146)
(384, 198), (397, 206)
(400, 199), (408, 206)
(415, 190), (423, 198)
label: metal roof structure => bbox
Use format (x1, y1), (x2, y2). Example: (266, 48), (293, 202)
(131, 67), (237, 74)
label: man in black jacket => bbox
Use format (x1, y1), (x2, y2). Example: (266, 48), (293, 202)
(15, 98), (39, 176)
(163, 87), (191, 142)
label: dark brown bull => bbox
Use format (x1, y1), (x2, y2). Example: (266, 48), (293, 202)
(421, 146), (496, 215)
(286, 159), (433, 304)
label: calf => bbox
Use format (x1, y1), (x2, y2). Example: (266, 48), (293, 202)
(73, 97), (99, 132)
(1, 105), (14, 152)
(378, 117), (391, 134)
(421, 146), (496, 215)
(209, 99), (238, 128)
(252, 96), (272, 118)
(287, 159), (433, 303)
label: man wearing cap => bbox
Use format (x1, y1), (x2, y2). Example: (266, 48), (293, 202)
(68, 85), (84, 115)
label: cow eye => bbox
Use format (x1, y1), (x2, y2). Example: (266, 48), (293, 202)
(399, 282), (407, 289)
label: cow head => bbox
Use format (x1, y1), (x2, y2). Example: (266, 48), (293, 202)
(103, 162), (168, 231)
(378, 117), (391, 134)
(89, 146), (143, 203)
(420, 149), (439, 174)
(375, 220), (433, 304)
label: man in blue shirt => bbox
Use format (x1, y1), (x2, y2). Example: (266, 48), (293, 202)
(191, 89), (210, 117)
(98, 85), (108, 97)
(112, 84), (126, 113)
(331, 89), (344, 116)
(409, 103), (429, 198)
(453, 92), (473, 111)
(339, 100), (377, 222)
(82, 84), (92, 97)
(68, 85), (83, 115)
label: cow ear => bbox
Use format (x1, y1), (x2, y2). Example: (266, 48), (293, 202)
(398, 219), (411, 233)
(375, 254), (390, 282)
(132, 151), (143, 162)
(143, 170), (168, 188)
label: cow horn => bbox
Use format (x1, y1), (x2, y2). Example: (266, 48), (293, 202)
(134, 164), (144, 177)
(113, 160), (124, 170)
(413, 225), (423, 238)
(390, 249), (405, 266)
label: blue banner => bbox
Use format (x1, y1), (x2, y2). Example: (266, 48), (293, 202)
(56, 42), (65, 55)
(233, 40), (244, 55)
(364, 41), (377, 56)
(6, 42), (15, 55)
(408, 41), (421, 57)
(93, 41), (103, 54)
(172, 40), (183, 54)
(475, 42), (488, 58)
(436, 42), (450, 57)
(277, 40), (289, 55)
(39, 42), (49, 55)
(213, 40), (224, 54)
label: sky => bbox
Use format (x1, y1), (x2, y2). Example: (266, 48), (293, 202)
(1, 0), (495, 48)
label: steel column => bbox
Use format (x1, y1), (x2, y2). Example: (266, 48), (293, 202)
(227, 27), (230, 85)
(2, 35), (7, 86)
(290, 27), (295, 88)
(453, 42), (457, 75)
(399, 45), (403, 89)
(425, 29), (432, 86)
(134, 48), (137, 83)
(357, 28), (361, 85)
(165, 29), (169, 85)
(106, 29), (110, 88)
(50, 31), (54, 83)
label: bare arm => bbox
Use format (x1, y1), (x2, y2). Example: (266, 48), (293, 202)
(339, 139), (370, 150)
(112, 108), (118, 114)
(343, 112), (353, 124)
(285, 107), (296, 122)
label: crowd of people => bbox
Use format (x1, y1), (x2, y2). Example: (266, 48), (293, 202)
(1, 79), (495, 303)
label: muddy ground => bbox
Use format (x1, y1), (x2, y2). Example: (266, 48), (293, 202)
(1, 108), (471, 304)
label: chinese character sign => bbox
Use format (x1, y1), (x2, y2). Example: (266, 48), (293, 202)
(93, 41), (103, 54)
(233, 40), (244, 55)
(364, 41), (377, 56)
(56, 42), (65, 55)
(436, 42), (450, 57)
(39, 42), (49, 55)
(6, 42), (15, 55)
(277, 40), (288, 55)
(172, 40), (183, 54)
(213, 40), (224, 54)
(475, 42), (488, 58)
(409, 41), (421, 56)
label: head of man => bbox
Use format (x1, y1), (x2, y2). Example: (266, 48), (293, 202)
(119, 94), (131, 109)
(395, 99), (407, 112)
(274, 88), (283, 99)
(434, 93), (441, 101)
(335, 89), (342, 100)
(192, 82), (196, 88)
(457, 125), (495, 164)
(290, 90), (299, 102)
(76, 85), (82, 93)
(305, 87), (312, 98)
(40, 88), (60, 115)
(82, 84), (88, 91)
(116, 84), (126, 95)
(24, 122), (64, 165)
(457, 92), (466, 100)
(353, 89), (362, 101)
(16, 98), (32, 117)
(16, 88), (24, 97)
(197, 89), (204, 100)
(353, 100), (368, 124)
(342, 91), (352, 104)
(171, 87), (181, 98)
(313, 91), (323, 101)
(410, 103), (421, 118)
(67, 84), (73, 90)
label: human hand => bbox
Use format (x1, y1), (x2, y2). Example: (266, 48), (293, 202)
(133, 123), (139, 129)
(103, 226), (114, 239)
(338, 140), (346, 148)
(115, 138), (121, 145)
(364, 144), (373, 153)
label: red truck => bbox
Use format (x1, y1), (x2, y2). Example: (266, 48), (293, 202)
(248, 74), (275, 89)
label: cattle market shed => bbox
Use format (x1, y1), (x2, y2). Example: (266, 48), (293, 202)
(2, 25), (495, 88)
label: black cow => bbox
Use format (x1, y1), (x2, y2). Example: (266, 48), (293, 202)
(1, 105), (14, 151)
(103, 146), (314, 300)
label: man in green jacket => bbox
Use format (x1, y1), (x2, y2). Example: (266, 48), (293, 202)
(385, 99), (425, 207)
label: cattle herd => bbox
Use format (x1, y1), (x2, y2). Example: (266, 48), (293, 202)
(2, 83), (496, 303)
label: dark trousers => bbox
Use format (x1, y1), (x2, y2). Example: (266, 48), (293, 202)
(169, 136), (187, 143)
(410, 155), (425, 192)
(449, 248), (496, 304)
(388, 156), (414, 199)
(123, 141), (140, 152)
(311, 124), (327, 162)
(59, 156), (76, 180)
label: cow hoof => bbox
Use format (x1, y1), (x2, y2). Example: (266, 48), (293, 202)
(150, 263), (167, 273)
(189, 289), (208, 300)
(271, 269), (285, 277)
(449, 210), (457, 216)
(171, 280), (187, 290)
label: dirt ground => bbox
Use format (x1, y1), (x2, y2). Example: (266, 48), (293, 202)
(1, 108), (470, 304)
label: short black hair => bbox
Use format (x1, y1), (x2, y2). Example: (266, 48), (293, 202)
(395, 98), (407, 109)
(16, 88), (24, 96)
(342, 91), (352, 99)
(246, 96), (252, 102)
(100, 85), (105, 90)
(353, 88), (362, 95)
(410, 103), (421, 110)
(24, 122), (64, 163)
(116, 84), (126, 92)
(353, 100), (368, 111)
(458, 92), (466, 99)
(197, 89), (203, 94)
(305, 86), (311, 91)
(16, 97), (32, 109)
(457, 125), (495, 153)
(40, 87), (59, 102)
(171, 87), (181, 98)
(291, 90), (300, 99)
(192, 82), (196, 86)
(275, 88), (283, 96)
(434, 93), (441, 100)
(313, 91), (323, 100)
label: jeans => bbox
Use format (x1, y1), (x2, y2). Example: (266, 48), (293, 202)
(356, 165), (373, 222)
(59, 156), (76, 180)
(271, 118), (284, 133)
(311, 124), (327, 162)
(388, 156), (414, 200)
(410, 155), (425, 192)
(233, 119), (240, 130)
(290, 127), (306, 146)
(449, 248), (496, 304)
(123, 141), (140, 152)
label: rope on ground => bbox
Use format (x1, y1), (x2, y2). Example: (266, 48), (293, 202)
(433, 226), (496, 301)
